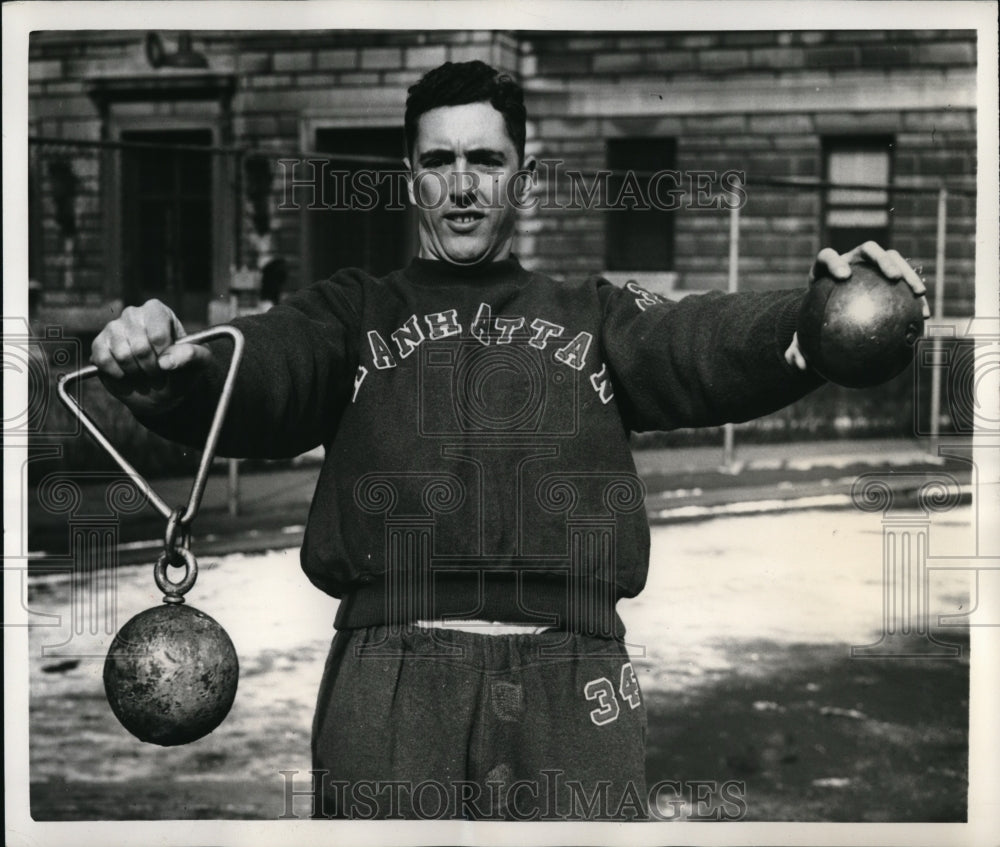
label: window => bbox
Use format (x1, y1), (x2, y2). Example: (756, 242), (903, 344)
(823, 137), (894, 254)
(605, 138), (677, 272)
(311, 127), (416, 279)
(120, 129), (214, 324)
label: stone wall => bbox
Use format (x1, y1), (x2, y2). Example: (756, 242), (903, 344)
(25, 29), (980, 441)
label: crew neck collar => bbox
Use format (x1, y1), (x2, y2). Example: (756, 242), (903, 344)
(404, 255), (530, 287)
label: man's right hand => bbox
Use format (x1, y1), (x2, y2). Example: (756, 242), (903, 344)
(90, 299), (213, 416)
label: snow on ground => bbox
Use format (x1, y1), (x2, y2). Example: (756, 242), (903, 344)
(624, 507), (973, 696)
(27, 506), (973, 786)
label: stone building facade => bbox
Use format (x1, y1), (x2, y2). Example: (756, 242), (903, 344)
(26, 28), (978, 438)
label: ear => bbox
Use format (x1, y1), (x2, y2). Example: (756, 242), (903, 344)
(403, 156), (416, 206)
(514, 155), (537, 205)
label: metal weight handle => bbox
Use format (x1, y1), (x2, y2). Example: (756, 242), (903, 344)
(56, 325), (245, 527)
(155, 545), (198, 603)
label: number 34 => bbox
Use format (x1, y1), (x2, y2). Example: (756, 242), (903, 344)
(583, 662), (642, 726)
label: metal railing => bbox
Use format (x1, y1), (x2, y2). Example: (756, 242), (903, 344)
(27, 135), (978, 485)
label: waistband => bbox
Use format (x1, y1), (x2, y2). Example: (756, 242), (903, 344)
(415, 619), (554, 635)
(332, 624), (634, 673)
(334, 571), (625, 639)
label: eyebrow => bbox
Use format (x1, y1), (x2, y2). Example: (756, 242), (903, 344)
(418, 147), (508, 166)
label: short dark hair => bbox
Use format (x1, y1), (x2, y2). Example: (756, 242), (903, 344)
(404, 60), (527, 163)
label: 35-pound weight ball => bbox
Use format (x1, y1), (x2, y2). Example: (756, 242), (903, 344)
(103, 603), (238, 746)
(797, 260), (925, 388)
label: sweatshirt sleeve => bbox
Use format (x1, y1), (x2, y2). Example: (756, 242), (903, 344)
(134, 270), (364, 458)
(599, 278), (825, 433)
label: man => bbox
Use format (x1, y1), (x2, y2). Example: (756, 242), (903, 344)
(91, 61), (928, 820)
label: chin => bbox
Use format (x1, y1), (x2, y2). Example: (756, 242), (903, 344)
(443, 240), (491, 266)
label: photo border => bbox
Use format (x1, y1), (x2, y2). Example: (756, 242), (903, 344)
(5, 2), (998, 845)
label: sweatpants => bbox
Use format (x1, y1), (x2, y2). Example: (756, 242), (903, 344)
(310, 625), (648, 821)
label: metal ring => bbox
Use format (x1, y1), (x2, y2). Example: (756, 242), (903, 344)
(154, 547), (198, 600)
(163, 506), (191, 557)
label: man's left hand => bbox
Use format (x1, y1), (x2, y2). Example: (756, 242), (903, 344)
(784, 241), (930, 371)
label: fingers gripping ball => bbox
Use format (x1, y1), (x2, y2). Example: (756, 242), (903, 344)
(103, 603), (239, 746)
(797, 260), (925, 388)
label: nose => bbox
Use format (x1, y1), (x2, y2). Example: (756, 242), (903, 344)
(449, 170), (479, 207)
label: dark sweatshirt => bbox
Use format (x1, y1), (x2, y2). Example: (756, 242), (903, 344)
(138, 256), (822, 635)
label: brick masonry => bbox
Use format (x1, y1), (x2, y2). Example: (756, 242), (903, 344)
(27, 28), (977, 325)
(521, 31), (976, 321)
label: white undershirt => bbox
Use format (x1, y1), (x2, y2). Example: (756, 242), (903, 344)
(414, 619), (552, 635)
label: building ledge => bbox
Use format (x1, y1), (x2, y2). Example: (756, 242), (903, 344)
(87, 73), (235, 105)
(525, 68), (976, 116)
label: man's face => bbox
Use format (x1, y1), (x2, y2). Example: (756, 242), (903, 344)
(406, 102), (533, 266)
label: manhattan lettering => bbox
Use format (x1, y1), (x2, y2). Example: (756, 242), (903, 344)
(351, 304), (613, 405)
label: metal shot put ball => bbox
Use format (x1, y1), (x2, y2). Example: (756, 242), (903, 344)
(797, 260), (925, 389)
(103, 603), (239, 746)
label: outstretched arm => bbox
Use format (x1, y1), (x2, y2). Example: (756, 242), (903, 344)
(90, 274), (364, 458)
(600, 242), (926, 434)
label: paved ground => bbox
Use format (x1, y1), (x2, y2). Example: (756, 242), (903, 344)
(26, 438), (970, 565)
(26, 506), (974, 822)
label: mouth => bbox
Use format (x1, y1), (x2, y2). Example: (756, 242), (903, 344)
(443, 210), (486, 231)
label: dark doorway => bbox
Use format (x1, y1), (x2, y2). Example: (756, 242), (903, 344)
(605, 137), (677, 272)
(310, 127), (416, 279)
(121, 129), (214, 323)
